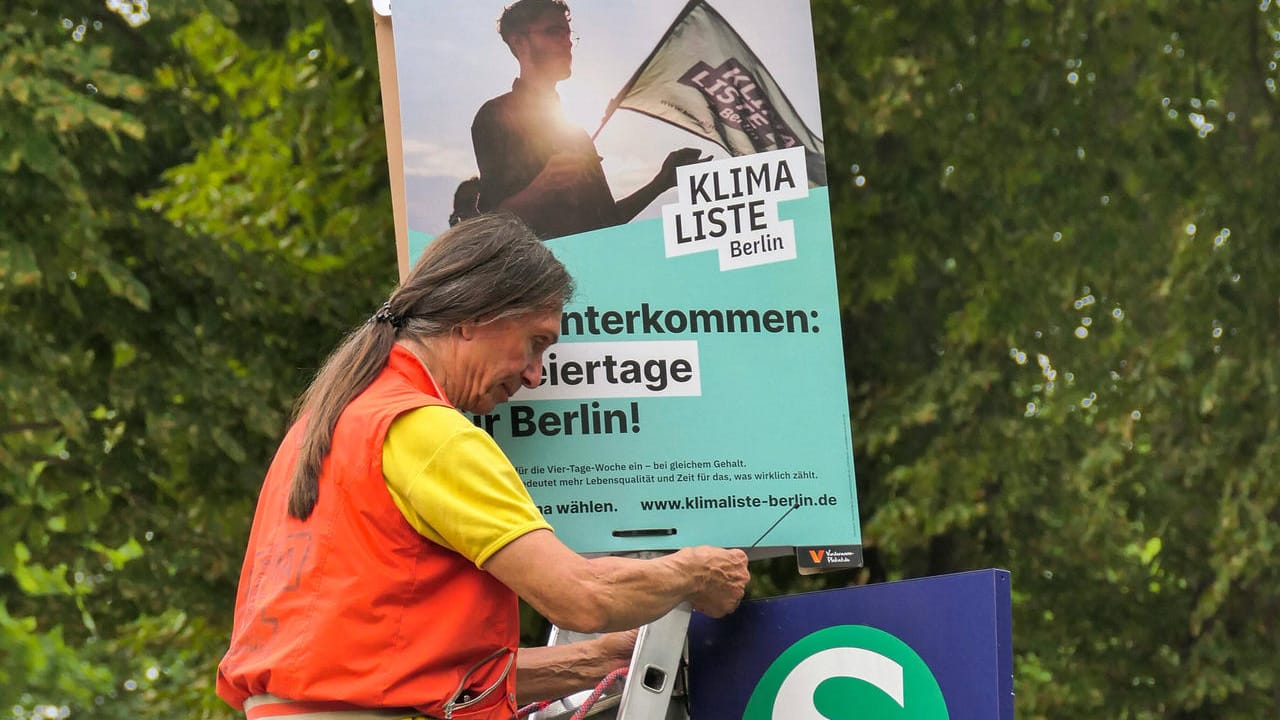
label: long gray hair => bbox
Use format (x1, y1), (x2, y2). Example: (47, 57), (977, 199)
(287, 213), (573, 519)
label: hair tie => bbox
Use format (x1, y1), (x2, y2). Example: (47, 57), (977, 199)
(370, 302), (404, 329)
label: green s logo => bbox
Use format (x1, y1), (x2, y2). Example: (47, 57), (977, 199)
(744, 625), (949, 719)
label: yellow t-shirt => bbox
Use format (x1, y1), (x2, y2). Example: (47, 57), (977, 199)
(383, 406), (551, 567)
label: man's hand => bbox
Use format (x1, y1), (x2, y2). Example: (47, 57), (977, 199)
(681, 546), (749, 618)
(656, 147), (709, 190)
(595, 629), (638, 667)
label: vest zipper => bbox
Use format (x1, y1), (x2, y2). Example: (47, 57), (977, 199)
(443, 647), (515, 719)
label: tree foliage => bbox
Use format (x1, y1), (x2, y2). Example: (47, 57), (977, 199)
(810, 1), (1280, 717)
(2, 1), (391, 716)
(1, 0), (1277, 718)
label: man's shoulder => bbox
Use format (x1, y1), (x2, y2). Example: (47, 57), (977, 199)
(472, 90), (520, 130)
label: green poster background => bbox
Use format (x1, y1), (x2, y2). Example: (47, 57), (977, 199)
(409, 188), (859, 553)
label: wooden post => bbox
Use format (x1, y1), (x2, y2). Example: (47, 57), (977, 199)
(372, 6), (411, 282)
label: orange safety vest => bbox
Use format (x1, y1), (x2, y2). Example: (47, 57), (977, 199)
(217, 344), (519, 719)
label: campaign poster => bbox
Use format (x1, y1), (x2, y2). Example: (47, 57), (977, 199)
(390, 0), (860, 556)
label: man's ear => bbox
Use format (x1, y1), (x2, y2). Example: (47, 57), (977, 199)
(457, 321), (478, 341)
(506, 35), (527, 62)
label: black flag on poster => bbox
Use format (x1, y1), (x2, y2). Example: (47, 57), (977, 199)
(599, 0), (827, 185)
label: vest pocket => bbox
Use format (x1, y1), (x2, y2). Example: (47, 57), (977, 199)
(442, 647), (515, 720)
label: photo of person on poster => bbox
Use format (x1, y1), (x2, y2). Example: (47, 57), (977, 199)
(471, 0), (704, 240)
(394, 0), (828, 247)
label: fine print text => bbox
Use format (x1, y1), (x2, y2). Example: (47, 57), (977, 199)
(501, 456), (837, 518)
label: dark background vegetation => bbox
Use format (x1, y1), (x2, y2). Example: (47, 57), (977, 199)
(2, 1), (1277, 717)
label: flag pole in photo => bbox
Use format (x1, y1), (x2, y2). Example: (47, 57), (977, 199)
(592, 0), (703, 140)
(594, 0), (827, 185)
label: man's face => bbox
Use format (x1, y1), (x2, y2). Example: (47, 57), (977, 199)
(513, 12), (573, 81)
(452, 309), (561, 414)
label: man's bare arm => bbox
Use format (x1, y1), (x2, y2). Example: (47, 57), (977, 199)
(615, 147), (706, 223)
(482, 529), (748, 634)
(515, 630), (636, 704)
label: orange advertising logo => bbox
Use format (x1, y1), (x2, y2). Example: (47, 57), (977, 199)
(808, 549), (826, 563)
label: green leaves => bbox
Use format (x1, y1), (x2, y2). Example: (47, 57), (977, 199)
(145, 11), (387, 269)
(10, 543), (74, 596)
(0, 19), (146, 186)
(0, 243), (42, 287)
(2, 2), (389, 717)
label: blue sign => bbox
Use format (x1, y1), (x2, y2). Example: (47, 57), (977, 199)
(688, 569), (1014, 719)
